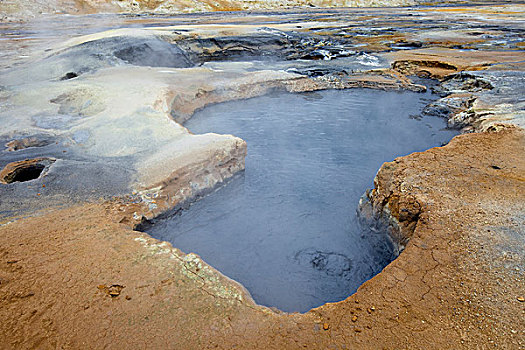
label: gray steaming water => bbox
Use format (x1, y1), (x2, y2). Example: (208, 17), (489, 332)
(147, 89), (457, 313)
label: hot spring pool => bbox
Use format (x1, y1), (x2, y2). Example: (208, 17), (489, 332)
(146, 88), (457, 312)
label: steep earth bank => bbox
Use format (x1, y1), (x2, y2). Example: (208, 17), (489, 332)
(1, 128), (522, 349)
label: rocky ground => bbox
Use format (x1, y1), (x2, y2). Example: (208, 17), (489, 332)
(0, 3), (524, 349)
(0, 0), (477, 22)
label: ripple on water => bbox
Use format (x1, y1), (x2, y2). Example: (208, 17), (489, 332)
(147, 89), (458, 313)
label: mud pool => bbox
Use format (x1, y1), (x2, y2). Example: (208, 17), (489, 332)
(147, 89), (456, 313)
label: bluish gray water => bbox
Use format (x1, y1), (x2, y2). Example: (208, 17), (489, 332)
(147, 89), (457, 313)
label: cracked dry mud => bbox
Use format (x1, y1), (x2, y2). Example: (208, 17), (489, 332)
(0, 3), (524, 349)
(1, 128), (523, 349)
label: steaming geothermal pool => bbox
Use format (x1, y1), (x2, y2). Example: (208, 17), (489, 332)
(146, 88), (457, 312)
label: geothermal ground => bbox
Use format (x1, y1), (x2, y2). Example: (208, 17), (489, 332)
(0, 2), (524, 349)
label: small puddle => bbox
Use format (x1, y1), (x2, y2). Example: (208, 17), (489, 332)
(146, 88), (458, 313)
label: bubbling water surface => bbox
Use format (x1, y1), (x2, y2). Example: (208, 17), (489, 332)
(147, 89), (457, 312)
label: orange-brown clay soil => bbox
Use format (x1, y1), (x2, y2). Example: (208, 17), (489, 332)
(1, 127), (523, 349)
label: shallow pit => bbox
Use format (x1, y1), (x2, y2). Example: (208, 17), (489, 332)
(0, 158), (54, 184)
(145, 88), (458, 313)
(5, 136), (52, 151)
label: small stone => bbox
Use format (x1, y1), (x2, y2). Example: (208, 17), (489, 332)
(352, 315), (358, 322)
(323, 323), (329, 330)
(125, 295), (132, 300)
(355, 328), (362, 333)
(517, 297), (525, 302)
(107, 284), (125, 297)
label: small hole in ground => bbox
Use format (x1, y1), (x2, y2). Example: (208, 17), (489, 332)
(5, 136), (52, 151)
(60, 72), (79, 80)
(0, 158), (54, 184)
(7, 164), (45, 183)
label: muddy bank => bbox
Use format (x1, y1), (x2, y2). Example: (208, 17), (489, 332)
(0, 4), (524, 349)
(1, 127), (523, 349)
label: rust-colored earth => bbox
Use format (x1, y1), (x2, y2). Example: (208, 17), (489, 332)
(1, 3), (524, 349)
(1, 127), (523, 349)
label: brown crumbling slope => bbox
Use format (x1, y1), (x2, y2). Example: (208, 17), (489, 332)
(1, 128), (523, 349)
